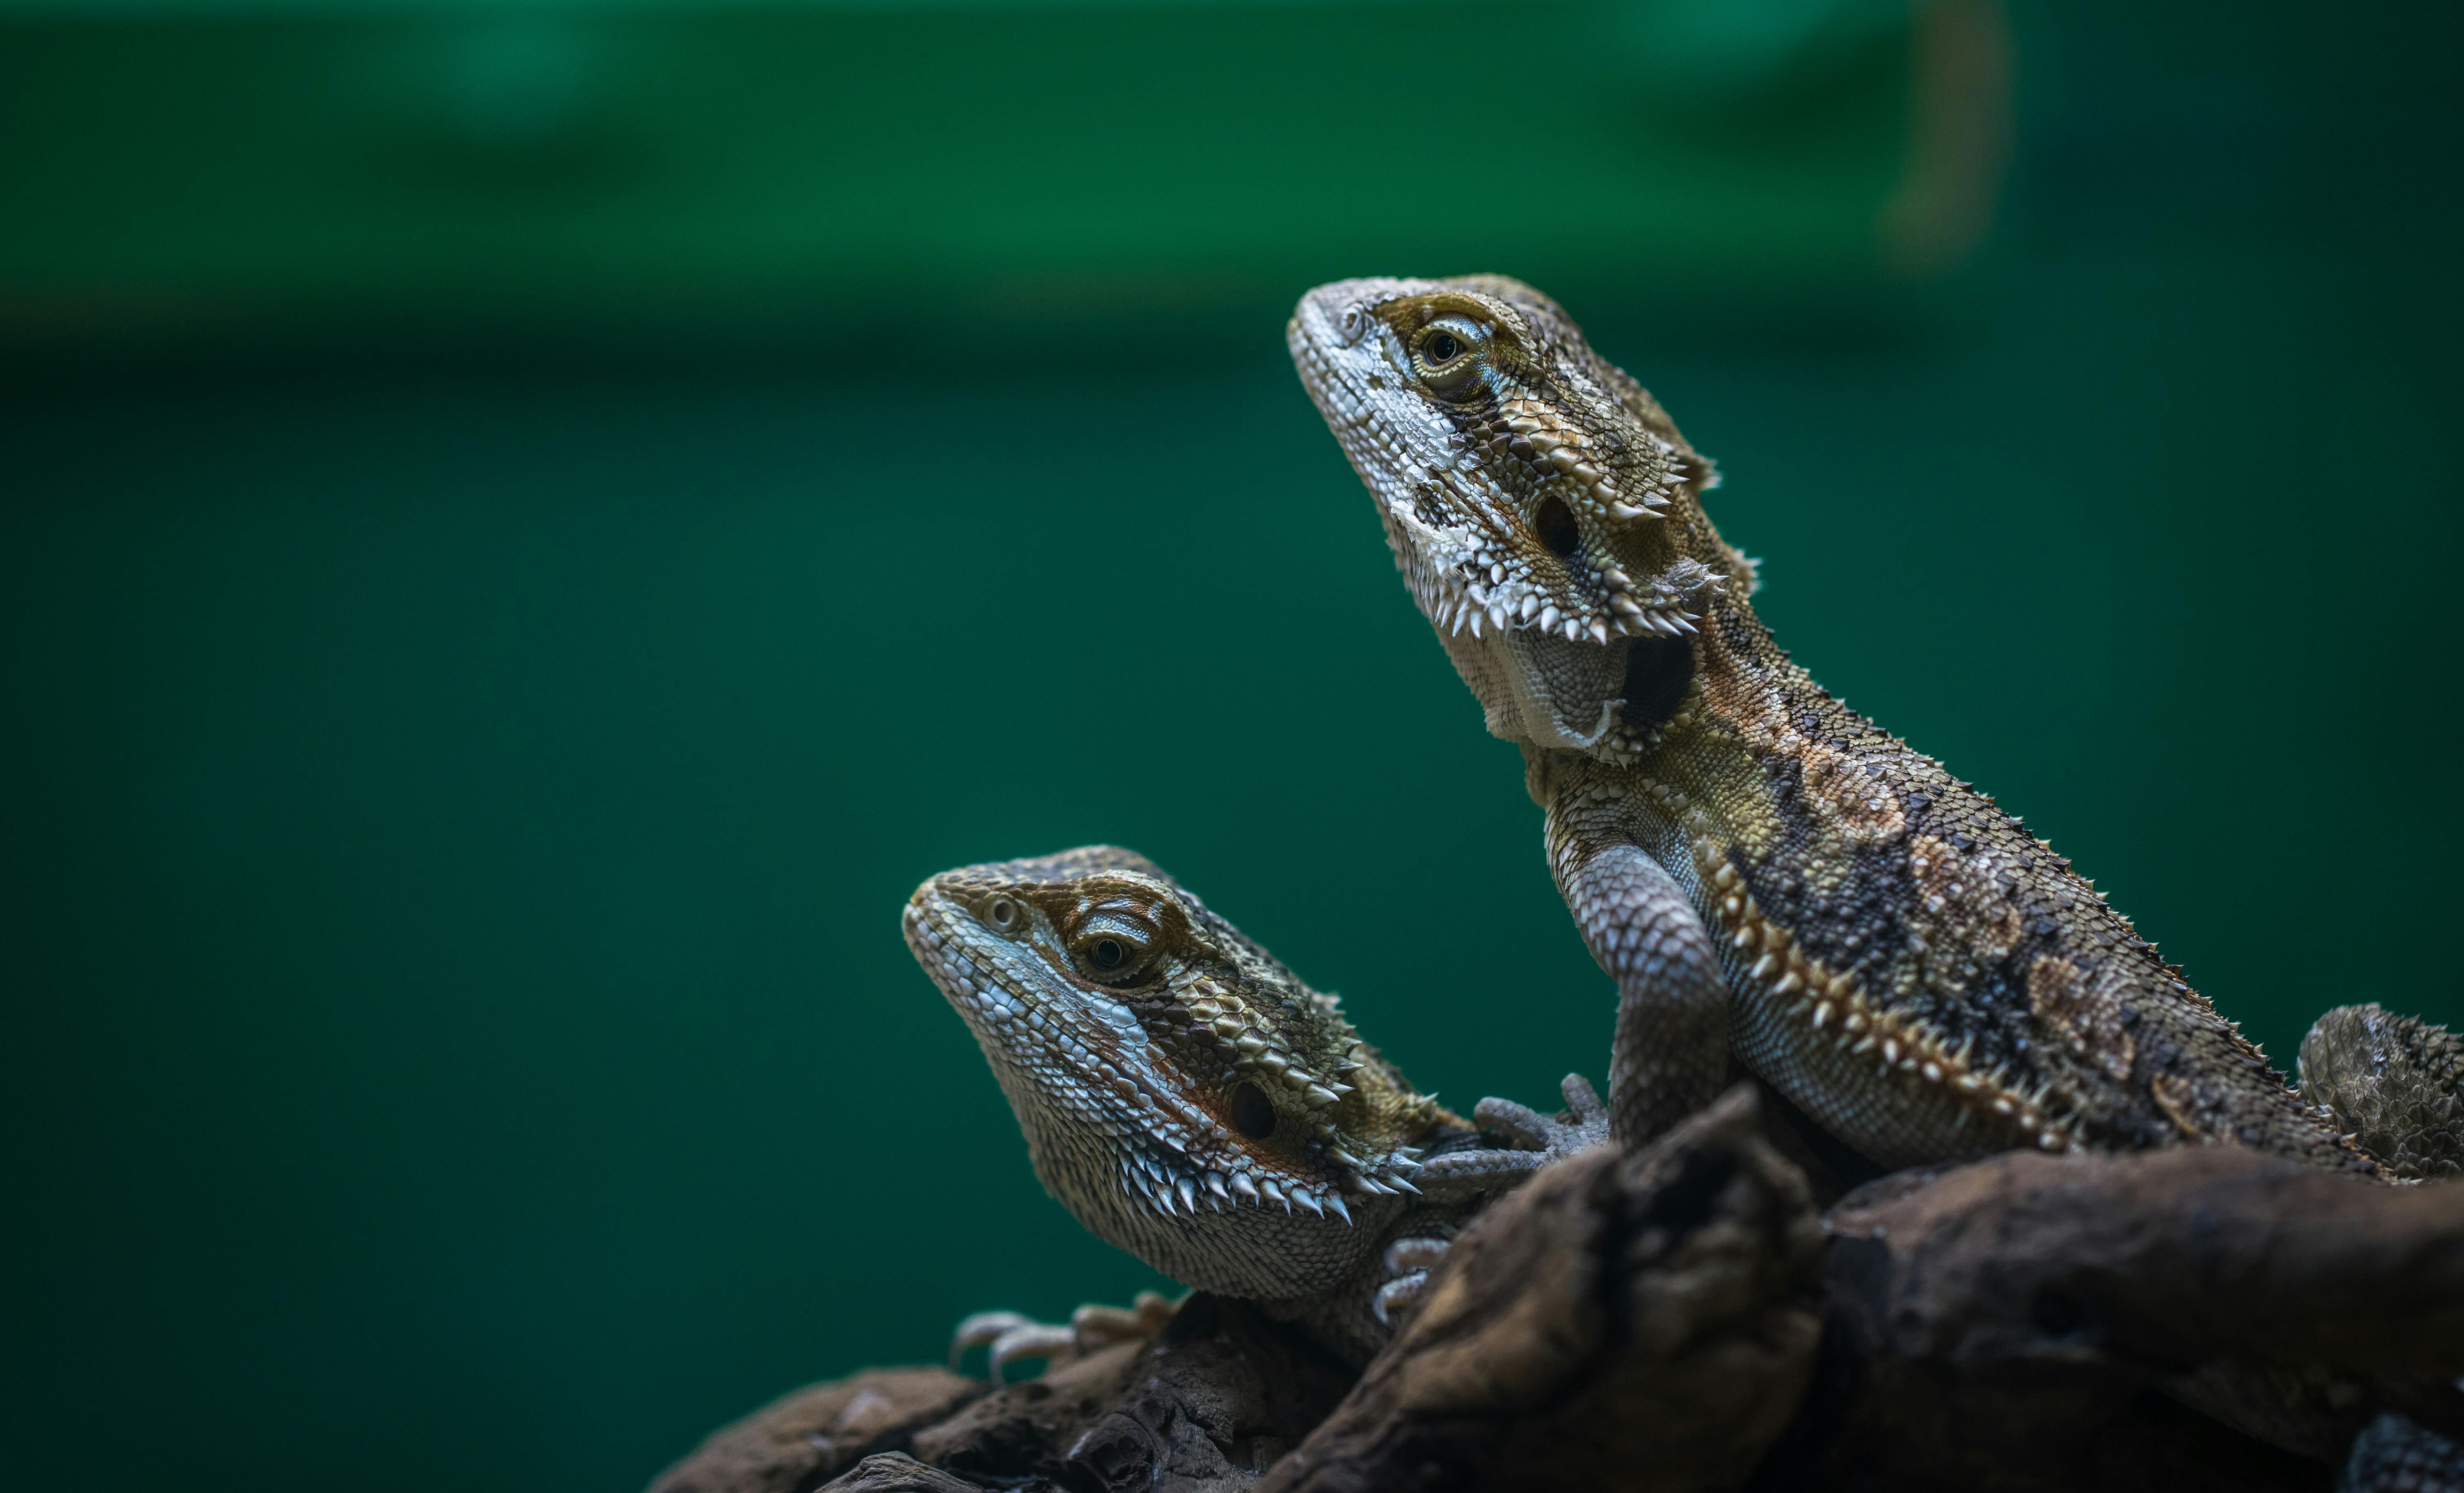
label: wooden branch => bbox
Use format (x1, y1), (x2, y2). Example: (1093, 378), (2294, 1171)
(1825, 1146), (2464, 1376)
(1261, 1085), (1828, 1493)
(653, 1103), (2464, 1493)
(1775, 1146), (2464, 1485)
(1260, 1097), (2464, 1493)
(644, 1367), (978, 1493)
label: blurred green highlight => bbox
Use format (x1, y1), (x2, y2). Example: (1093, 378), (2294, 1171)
(1, 0), (1988, 348)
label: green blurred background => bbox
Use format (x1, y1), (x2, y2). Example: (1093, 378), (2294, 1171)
(4, 1), (2457, 1489)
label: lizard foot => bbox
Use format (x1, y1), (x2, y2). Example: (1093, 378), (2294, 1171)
(1411, 1073), (1614, 1201)
(948, 1289), (1182, 1382)
(1370, 1234), (1455, 1327)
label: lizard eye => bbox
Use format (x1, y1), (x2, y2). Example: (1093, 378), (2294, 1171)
(1071, 921), (1159, 986)
(1412, 318), (1486, 399)
(987, 898), (1021, 931)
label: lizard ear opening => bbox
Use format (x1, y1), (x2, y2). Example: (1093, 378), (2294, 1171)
(1229, 1082), (1278, 1139)
(1536, 495), (1581, 558)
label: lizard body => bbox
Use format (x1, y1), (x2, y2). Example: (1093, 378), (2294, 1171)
(1289, 275), (2387, 1177)
(903, 846), (1596, 1364)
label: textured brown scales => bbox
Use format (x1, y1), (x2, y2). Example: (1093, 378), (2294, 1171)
(1547, 600), (2337, 1163)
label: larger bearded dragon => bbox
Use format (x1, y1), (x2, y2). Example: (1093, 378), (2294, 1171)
(1288, 275), (2449, 1177)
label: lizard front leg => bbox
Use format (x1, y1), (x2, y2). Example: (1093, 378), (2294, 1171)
(1545, 785), (1730, 1147)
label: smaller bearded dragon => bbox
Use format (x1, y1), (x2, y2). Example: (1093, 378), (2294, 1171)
(901, 846), (1605, 1370)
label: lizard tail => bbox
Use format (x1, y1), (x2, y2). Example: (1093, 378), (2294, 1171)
(2299, 1004), (2464, 1181)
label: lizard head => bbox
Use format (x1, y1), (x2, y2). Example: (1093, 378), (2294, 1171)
(903, 845), (1455, 1299)
(1289, 275), (1749, 756)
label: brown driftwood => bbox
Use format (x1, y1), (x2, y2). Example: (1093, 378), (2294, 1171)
(646, 1366), (980, 1493)
(905, 1292), (1354, 1490)
(1769, 1146), (2464, 1491)
(649, 1095), (2464, 1493)
(648, 1292), (1353, 1493)
(1262, 1084), (1827, 1493)
(1827, 1146), (2464, 1375)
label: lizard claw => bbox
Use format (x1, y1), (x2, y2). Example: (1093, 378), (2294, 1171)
(949, 1290), (1183, 1381)
(1371, 1236), (1454, 1327)
(949, 1312), (1075, 1380)
(1371, 1271), (1429, 1326)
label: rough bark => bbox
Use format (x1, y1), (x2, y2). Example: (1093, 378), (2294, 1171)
(1262, 1084), (1825, 1493)
(1766, 1147), (2464, 1491)
(650, 1107), (2464, 1493)
(645, 1366), (979, 1493)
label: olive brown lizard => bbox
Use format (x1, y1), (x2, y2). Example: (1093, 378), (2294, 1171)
(1287, 274), (2427, 1177)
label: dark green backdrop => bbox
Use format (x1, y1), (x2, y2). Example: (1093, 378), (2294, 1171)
(5, 3), (2458, 1491)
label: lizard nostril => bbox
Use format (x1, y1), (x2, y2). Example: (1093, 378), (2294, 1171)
(1230, 1082), (1277, 1139)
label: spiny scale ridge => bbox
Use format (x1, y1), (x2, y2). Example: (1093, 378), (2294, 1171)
(1694, 837), (2079, 1154)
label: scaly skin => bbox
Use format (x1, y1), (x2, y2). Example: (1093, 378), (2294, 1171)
(902, 845), (1603, 1363)
(2300, 1004), (2464, 1180)
(1290, 275), (2385, 1176)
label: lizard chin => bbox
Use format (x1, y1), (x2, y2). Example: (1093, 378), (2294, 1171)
(1433, 605), (1632, 751)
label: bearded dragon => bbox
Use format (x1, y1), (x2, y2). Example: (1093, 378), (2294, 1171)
(1287, 274), (2400, 1178)
(901, 846), (1605, 1371)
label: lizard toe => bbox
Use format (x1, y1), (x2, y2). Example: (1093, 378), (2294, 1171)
(1370, 1271), (1429, 1327)
(950, 1290), (1186, 1381)
(986, 1323), (1080, 1381)
(1472, 1095), (1560, 1148)
(949, 1310), (1040, 1371)
(1410, 1146), (1547, 1199)
(1560, 1072), (1609, 1126)
(1069, 1289), (1182, 1346)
